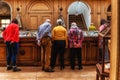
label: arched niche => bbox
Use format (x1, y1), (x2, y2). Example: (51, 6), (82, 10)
(67, 1), (91, 30)
(0, 1), (11, 30)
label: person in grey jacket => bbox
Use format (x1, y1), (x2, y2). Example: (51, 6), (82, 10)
(36, 19), (54, 72)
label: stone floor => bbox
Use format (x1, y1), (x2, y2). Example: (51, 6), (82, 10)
(0, 66), (96, 80)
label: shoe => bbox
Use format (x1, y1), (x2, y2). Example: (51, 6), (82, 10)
(71, 67), (75, 70)
(78, 66), (83, 70)
(51, 66), (55, 70)
(13, 67), (21, 72)
(60, 66), (65, 70)
(7, 66), (12, 70)
(44, 69), (55, 72)
(42, 67), (44, 71)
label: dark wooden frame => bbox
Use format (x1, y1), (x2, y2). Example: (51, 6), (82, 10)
(96, 29), (111, 80)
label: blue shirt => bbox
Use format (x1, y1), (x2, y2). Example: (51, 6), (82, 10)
(36, 21), (51, 41)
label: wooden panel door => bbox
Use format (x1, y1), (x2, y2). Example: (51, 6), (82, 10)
(28, 13), (52, 30)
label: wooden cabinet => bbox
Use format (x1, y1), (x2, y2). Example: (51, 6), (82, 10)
(17, 37), (38, 66)
(0, 37), (38, 66)
(82, 37), (98, 65)
(0, 39), (6, 65)
(96, 33), (110, 80)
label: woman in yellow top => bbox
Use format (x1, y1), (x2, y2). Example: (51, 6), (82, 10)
(50, 19), (68, 70)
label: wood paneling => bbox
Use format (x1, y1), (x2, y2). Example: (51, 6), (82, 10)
(2, 0), (111, 30)
(0, 37), (38, 66)
(82, 37), (98, 65)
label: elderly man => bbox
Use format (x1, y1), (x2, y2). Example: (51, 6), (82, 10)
(36, 19), (54, 72)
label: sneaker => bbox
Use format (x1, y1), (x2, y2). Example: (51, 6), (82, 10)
(78, 66), (83, 70)
(44, 69), (55, 72)
(7, 66), (12, 70)
(60, 66), (65, 70)
(71, 67), (75, 70)
(13, 67), (21, 72)
(70, 66), (75, 70)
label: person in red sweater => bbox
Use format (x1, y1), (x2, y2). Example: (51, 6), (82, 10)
(2, 18), (21, 72)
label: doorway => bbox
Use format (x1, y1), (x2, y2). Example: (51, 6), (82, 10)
(67, 1), (91, 30)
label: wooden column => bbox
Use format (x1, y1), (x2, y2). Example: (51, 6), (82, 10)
(110, 0), (119, 80)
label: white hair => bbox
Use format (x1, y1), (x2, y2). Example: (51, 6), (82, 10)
(57, 19), (63, 23)
(45, 19), (51, 22)
(71, 22), (78, 28)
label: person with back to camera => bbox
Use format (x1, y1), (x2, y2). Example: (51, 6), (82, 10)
(68, 22), (84, 70)
(2, 18), (21, 72)
(50, 19), (68, 70)
(98, 19), (110, 62)
(36, 19), (54, 72)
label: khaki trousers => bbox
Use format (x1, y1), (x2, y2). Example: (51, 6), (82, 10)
(41, 37), (51, 69)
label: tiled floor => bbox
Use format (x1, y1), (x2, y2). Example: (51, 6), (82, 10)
(0, 66), (96, 80)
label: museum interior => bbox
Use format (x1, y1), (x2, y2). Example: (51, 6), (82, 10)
(0, 0), (120, 80)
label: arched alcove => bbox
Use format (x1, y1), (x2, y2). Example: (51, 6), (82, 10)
(67, 1), (91, 30)
(0, 1), (11, 30)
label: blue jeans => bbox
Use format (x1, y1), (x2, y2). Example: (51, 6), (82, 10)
(6, 41), (19, 66)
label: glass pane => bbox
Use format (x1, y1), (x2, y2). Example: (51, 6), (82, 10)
(1, 20), (6, 23)
(1, 19), (10, 24)
(1, 25), (6, 28)
(6, 19), (10, 23)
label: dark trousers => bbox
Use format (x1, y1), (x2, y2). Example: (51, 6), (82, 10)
(50, 40), (66, 68)
(70, 48), (82, 68)
(6, 41), (19, 66)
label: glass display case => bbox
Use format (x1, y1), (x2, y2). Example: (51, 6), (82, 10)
(83, 30), (98, 37)
(19, 30), (37, 37)
(0, 30), (3, 37)
(0, 30), (37, 38)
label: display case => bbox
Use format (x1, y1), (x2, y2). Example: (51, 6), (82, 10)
(83, 30), (98, 37)
(0, 29), (99, 66)
(0, 30), (39, 66)
(19, 30), (37, 37)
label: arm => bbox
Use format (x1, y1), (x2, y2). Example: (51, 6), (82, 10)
(65, 29), (68, 48)
(77, 30), (84, 47)
(52, 28), (55, 41)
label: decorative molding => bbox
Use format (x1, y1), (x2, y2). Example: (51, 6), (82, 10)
(97, 12), (101, 15)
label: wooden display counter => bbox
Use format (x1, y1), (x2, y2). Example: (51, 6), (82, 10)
(0, 37), (38, 66)
(0, 36), (98, 66)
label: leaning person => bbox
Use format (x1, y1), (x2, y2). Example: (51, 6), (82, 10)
(2, 18), (21, 72)
(36, 19), (54, 72)
(50, 19), (68, 70)
(68, 22), (84, 70)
